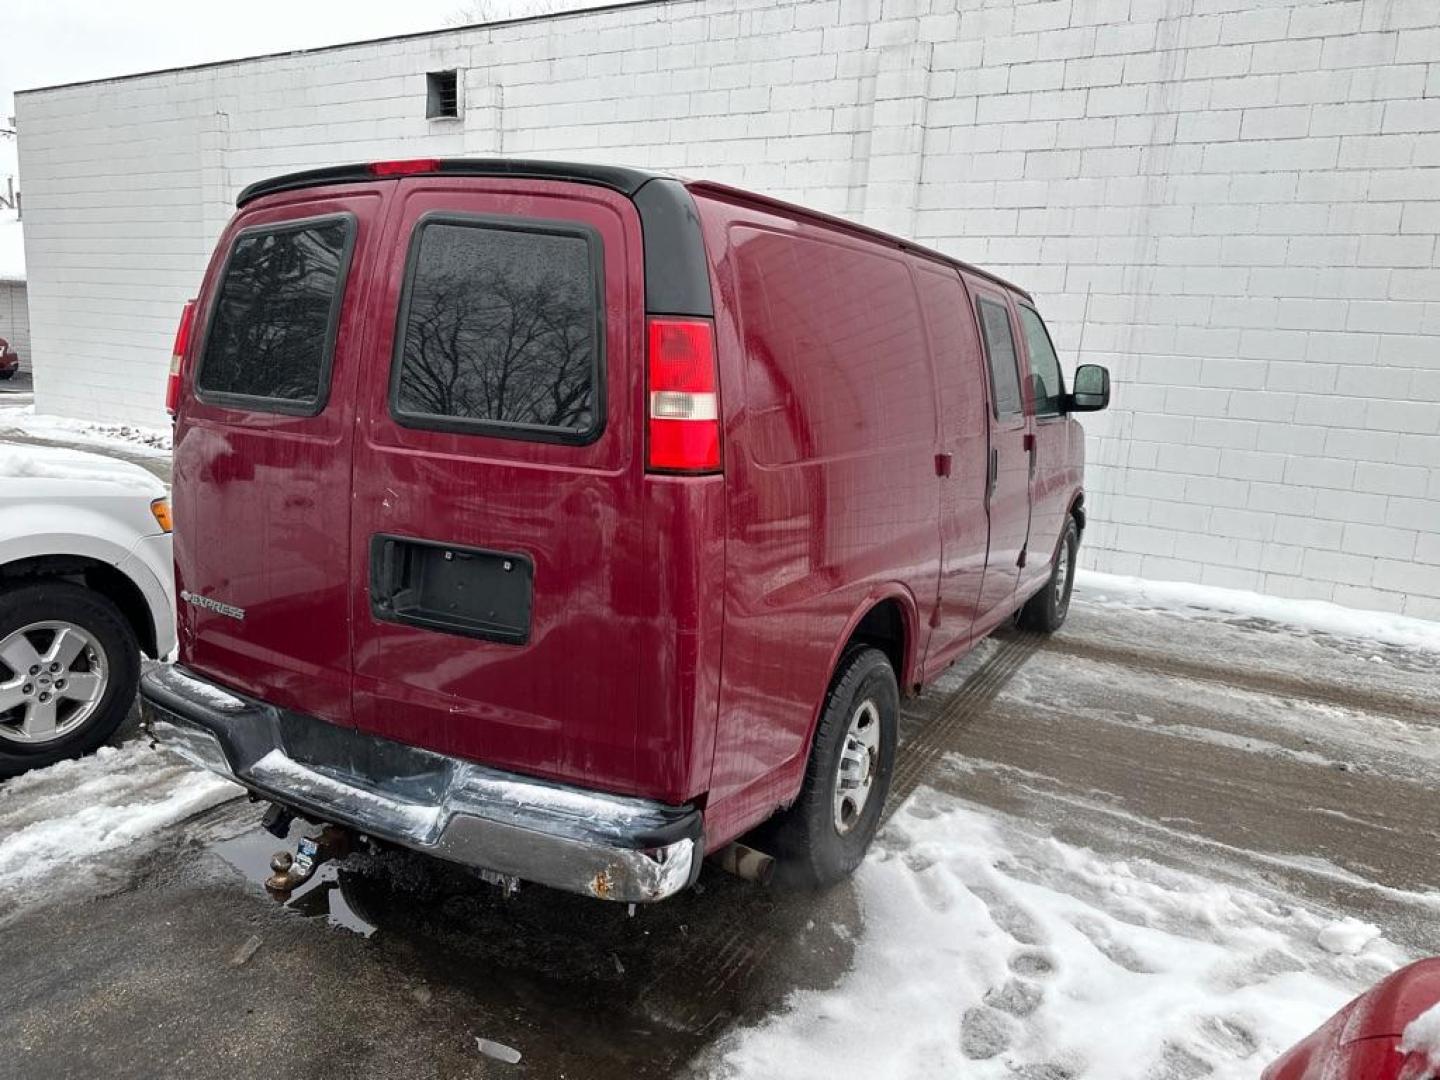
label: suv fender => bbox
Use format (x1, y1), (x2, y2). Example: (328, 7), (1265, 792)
(0, 514), (174, 658)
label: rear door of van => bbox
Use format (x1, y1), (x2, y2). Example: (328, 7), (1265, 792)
(347, 177), (650, 796)
(174, 184), (388, 725)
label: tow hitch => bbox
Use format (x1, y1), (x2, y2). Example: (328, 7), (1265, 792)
(265, 824), (352, 897)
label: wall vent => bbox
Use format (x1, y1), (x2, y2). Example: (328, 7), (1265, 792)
(426, 70), (460, 120)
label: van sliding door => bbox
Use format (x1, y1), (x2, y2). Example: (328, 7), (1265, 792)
(969, 282), (1033, 634)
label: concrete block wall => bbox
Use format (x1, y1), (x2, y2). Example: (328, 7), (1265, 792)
(14, 0), (1440, 616)
(0, 283), (28, 371)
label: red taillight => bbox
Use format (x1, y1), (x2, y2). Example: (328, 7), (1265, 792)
(165, 299), (197, 417)
(370, 158), (440, 177)
(647, 317), (721, 474)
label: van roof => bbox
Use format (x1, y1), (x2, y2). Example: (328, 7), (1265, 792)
(682, 179), (1032, 301)
(236, 158), (1031, 301)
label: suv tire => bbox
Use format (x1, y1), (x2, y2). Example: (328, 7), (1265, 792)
(763, 645), (898, 888)
(0, 581), (140, 777)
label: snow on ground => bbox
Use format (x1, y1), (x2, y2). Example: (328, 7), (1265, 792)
(0, 743), (239, 920)
(1001, 653), (1440, 788)
(1076, 570), (1440, 654)
(1315, 917), (1383, 956)
(706, 789), (1407, 1080)
(0, 402), (171, 455)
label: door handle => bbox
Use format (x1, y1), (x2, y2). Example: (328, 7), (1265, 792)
(986, 448), (998, 506)
(935, 452), (953, 479)
(1024, 432), (1036, 478)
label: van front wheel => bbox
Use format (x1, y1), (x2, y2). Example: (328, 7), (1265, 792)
(1019, 517), (1079, 633)
(764, 646), (898, 889)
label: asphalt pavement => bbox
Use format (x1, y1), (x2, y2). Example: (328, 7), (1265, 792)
(1, 584), (1435, 1078)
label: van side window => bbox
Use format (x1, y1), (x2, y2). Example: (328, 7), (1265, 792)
(391, 216), (603, 442)
(976, 298), (1022, 420)
(197, 215), (354, 412)
(1018, 306), (1065, 418)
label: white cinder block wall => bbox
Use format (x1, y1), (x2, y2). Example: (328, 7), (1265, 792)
(0, 283), (28, 371)
(15, 0), (1440, 617)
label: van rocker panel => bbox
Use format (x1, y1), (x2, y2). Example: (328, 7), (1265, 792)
(139, 664), (702, 903)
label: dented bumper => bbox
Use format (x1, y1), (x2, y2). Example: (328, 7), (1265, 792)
(139, 664), (702, 903)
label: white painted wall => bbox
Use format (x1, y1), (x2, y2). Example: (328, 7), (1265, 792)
(0, 283), (27, 372)
(14, 0), (1440, 617)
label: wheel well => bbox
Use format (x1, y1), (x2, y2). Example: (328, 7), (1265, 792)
(847, 598), (907, 689)
(0, 555), (159, 658)
(1070, 492), (1086, 533)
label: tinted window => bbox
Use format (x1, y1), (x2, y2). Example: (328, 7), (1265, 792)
(392, 219), (601, 440)
(977, 298), (1022, 420)
(1019, 306), (1065, 417)
(198, 217), (353, 410)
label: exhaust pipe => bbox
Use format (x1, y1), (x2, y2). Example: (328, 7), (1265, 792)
(711, 842), (775, 884)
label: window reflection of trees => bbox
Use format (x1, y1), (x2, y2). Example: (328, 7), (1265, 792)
(202, 222), (347, 402)
(397, 226), (595, 432)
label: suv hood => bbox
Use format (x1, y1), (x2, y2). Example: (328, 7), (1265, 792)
(0, 443), (165, 497)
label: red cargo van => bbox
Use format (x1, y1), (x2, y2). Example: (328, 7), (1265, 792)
(141, 159), (1110, 904)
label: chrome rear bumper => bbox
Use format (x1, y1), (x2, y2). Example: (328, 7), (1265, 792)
(139, 664), (702, 903)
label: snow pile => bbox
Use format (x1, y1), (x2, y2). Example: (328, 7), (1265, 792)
(707, 791), (1405, 1080)
(0, 403), (172, 455)
(1316, 917), (1383, 956)
(1401, 1002), (1440, 1073)
(0, 743), (239, 917)
(1076, 570), (1440, 653)
(0, 443), (163, 491)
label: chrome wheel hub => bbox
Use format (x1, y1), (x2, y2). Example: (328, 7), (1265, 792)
(0, 621), (108, 745)
(834, 698), (882, 835)
(1055, 533), (1072, 601)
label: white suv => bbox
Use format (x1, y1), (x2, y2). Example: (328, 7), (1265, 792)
(0, 443), (174, 776)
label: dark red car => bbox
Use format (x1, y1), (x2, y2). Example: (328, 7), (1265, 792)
(140, 159), (1109, 903)
(1264, 959), (1440, 1080)
(0, 337), (19, 380)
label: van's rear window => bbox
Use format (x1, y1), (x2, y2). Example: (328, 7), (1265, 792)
(197, 216), (354, 412)
(391, 216), (603, 443)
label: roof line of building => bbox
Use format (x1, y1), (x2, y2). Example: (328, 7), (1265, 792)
(16, 0), (674, 97)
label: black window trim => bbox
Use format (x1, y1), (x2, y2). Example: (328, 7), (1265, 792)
(1017, 302), (1068, 421)
(975, 294), (1023, 423)
(388, 210), (607, 446)
(193, 211), (358, 417)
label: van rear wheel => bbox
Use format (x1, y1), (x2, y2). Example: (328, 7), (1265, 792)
(763, 646), (898, 889)
(1018, 517), (1079, 633)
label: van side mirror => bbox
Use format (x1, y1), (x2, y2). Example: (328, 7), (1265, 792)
(1068, 364), (1110, 412)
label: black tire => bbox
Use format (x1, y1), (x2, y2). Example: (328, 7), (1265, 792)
(763, 646), (899, 889)
(1019, 516), (1079, 633)
(0, 581), (140, 778)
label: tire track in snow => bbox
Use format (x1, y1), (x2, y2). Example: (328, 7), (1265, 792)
(1045, 635), (1436, 728)
(639, 633), (1043, 1039)
(891, 631), (1045, 811)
